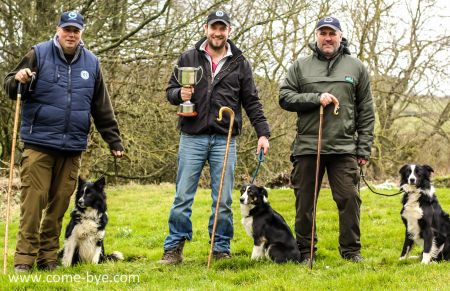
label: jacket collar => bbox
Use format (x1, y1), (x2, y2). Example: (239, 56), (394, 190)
(195, 37), (242, 60)
(53, 34), (84, 64)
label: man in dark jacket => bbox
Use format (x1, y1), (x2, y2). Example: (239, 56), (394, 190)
(279, 16), (375, 263)
(160, 10), (270, 264)
(4, 11), (124, 272)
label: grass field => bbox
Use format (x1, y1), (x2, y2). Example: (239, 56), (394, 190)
(1, 182), (450, 290)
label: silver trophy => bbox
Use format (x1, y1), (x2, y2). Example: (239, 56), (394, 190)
(173, 65), (203, 117)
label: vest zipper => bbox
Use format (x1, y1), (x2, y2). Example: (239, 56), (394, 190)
(64, 65), (72, 148)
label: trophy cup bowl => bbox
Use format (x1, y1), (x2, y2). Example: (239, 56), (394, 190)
(173, 65), (203, 117)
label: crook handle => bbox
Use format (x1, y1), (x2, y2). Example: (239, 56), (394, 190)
(331, 96), (340, 115)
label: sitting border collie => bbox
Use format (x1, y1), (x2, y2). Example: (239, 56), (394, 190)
(240, 184), (301, 263)
(60, 177), (123, 266)
(399, 164), (450, 264)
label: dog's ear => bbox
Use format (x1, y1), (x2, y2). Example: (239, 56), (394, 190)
(399, 164), (409, 175)
(77, 176), (85, 191)
(94, 176), (106, 190)
(423, 164), (434, 174)
(260, 187), (268, 198)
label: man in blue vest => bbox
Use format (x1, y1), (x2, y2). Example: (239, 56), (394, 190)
(3, 11), (124, 272)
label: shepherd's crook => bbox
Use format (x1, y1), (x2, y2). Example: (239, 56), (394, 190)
(309, 100), (339, 270)
(3, 83), (22, 274)
(207, 106), (235, 269)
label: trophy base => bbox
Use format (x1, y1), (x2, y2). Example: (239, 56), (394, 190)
(177, 111), (198, 117)
(177, 102), (197, 117)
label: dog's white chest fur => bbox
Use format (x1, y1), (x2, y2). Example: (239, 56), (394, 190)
(240, 204), (254, 236)
(62, 208), (105, 266)
(402, 191), (423, 245)
(75, 209), (102, 236)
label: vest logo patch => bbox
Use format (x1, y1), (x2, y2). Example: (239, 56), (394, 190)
(81, 70), (89, 80)
(345, 76), (354, 84)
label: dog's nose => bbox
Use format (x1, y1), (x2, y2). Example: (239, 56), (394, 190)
(409, 178), (416, 184)
(240, 197), (245, 203)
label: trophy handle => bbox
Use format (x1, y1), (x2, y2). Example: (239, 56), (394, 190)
(195, 66), (203, 86)
(173, 65), (180, 84)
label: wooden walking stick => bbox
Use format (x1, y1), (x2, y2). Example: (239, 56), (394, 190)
(3, 83), (22, 274)
(309, 100), (339, 270)
(207, 106), (235, 269)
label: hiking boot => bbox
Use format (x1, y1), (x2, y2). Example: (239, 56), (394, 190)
(343, 253), (364, 263)
(158, 241), (185, 265)
(213, 251), (231, 260)
(37, 261), (58, 271)
(14, 264), (32, 273)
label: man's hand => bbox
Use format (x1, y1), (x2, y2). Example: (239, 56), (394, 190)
(15, 68), (35, 84)
(180, 86), (194, 101)
(319, 92), (339, 107)
(357, 157), (368, 166)
(256, 136), (269, 155)
(111, 150), (124, 158)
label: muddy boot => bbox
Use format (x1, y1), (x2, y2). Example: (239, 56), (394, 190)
(158, 241), (185, 265)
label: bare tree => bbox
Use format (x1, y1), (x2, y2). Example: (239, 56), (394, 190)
(1, 0), (449, 184)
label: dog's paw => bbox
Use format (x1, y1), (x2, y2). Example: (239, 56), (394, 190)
(421, 253), (431, 264)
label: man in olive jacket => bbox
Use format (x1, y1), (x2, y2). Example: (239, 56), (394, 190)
(279, 16), (375, 263)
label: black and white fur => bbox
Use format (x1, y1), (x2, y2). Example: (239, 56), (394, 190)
(399, 164), (450, 264)
(60, 177), (123, 266)
(240, 184), (301, 263)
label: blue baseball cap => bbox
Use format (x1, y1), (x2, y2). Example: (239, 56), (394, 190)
(206, 10), (231, 27)
(316, 16), (342, 32)
(59, 11), (84, 30)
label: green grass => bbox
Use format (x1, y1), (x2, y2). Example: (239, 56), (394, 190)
(1, 183), (450, 290)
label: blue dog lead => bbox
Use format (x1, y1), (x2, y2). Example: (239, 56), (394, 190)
(250, 150), (265, 184)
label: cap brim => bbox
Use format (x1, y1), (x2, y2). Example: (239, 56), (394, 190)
(207, 19), (230, 27)
(59, 23), (83, 30)
(316, 24), (341, 32)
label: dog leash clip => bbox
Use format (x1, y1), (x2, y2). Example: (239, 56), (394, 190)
(257, 150), (265, 162)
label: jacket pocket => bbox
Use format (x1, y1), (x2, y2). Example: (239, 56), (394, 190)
(29, 104), (43, 134)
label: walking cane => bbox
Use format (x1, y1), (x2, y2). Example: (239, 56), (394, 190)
(309, 100), (339, 270)
(3, 83), (22, 274)
(207, 106), (235, 269)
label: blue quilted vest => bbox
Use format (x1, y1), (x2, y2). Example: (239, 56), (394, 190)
(20, 39), (99, 151)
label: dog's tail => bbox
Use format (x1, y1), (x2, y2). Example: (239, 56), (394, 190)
(105, 251), (124, 261)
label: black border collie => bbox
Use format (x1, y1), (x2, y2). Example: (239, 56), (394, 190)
(240, 184), (301, 263)
(399, 164), (450, 263)
(60, 177), (123, 266)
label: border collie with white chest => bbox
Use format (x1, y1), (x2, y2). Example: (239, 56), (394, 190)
(399, 164), (450, 264)
(240, 184), (301, 263)
(60, 177), (123, 266)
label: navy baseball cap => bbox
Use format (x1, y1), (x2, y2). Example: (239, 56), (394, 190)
(206, 10), (231, 27)
(316, 16), (342, 32)
(59, 11), (84, 30)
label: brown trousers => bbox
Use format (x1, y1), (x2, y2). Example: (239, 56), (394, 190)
(290, 154), (361, 257)
(14, 148), (80, 266)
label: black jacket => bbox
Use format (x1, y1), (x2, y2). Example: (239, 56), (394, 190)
(167, 37), (270, 138)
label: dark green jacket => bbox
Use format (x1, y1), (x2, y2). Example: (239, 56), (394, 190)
(279, 41), (374, 158)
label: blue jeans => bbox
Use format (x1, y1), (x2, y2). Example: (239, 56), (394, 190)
(163, 134), (237, 253)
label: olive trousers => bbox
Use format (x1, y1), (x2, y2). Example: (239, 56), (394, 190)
(290, 154), (362, 258)
(14, 148), (80, 266)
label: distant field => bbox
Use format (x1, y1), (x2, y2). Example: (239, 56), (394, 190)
(1, 183), (450, 290)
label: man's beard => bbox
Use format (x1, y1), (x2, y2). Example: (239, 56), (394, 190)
(207, 38), (226, 51)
